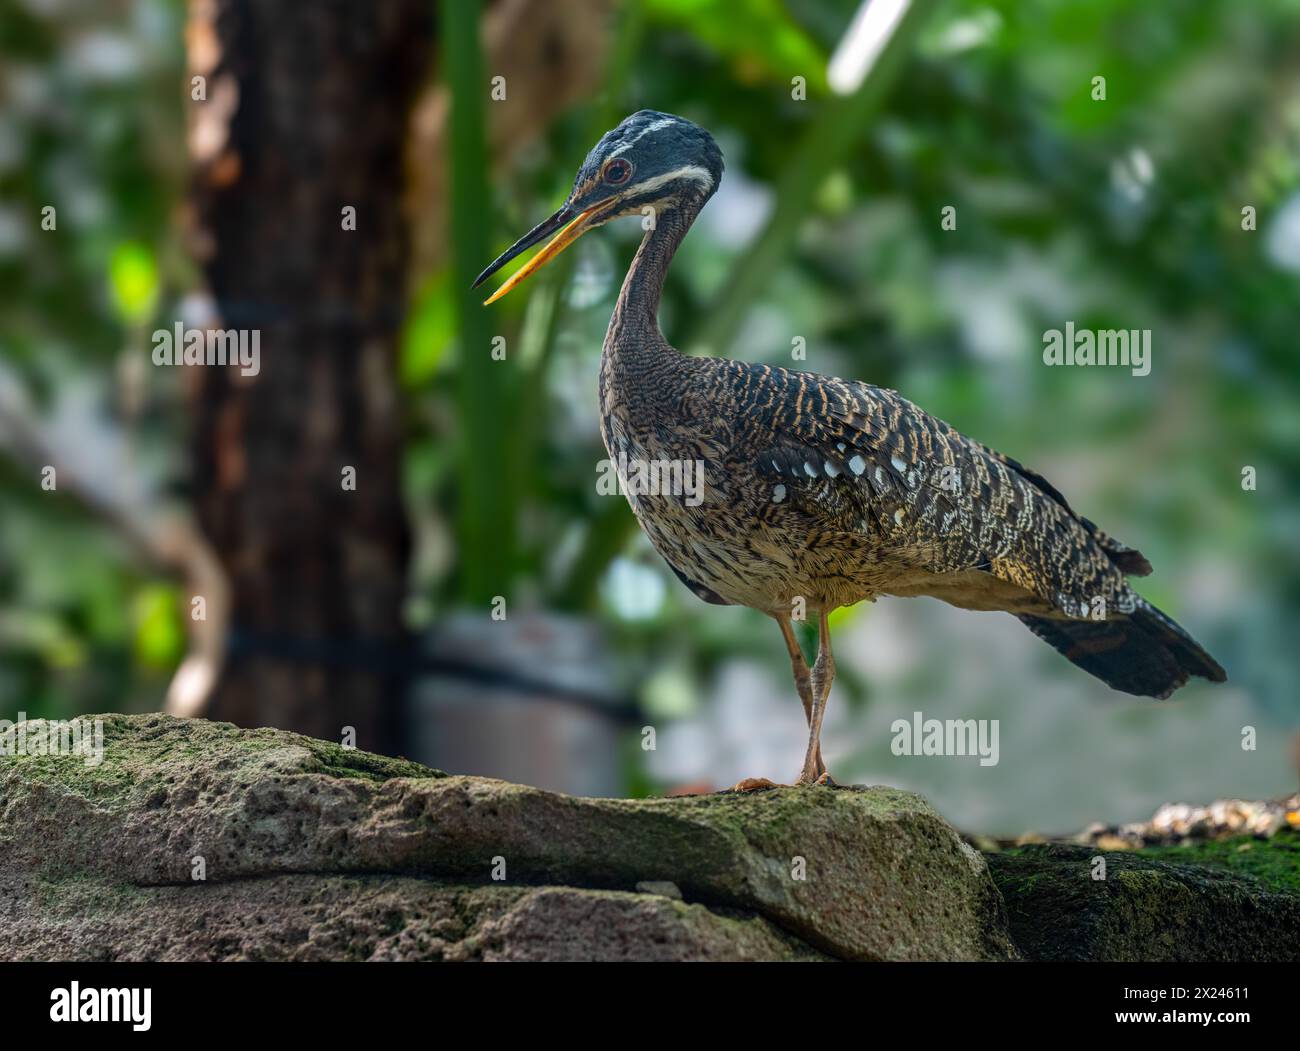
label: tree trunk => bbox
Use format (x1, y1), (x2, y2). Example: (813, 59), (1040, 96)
(185, 0), (431, 754)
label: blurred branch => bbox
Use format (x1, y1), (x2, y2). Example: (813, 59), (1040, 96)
(560, 0), (938, 608)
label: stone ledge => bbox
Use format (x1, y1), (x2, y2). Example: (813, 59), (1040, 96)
(0, 714), (1014, 962)
(986, 843), (1300, 962)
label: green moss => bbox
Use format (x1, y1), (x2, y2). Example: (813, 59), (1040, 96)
(296, 737), (443, 782)
(0, 714), (444, 805)
(32, 866), (150, 913)
(1137, 831), (1300, 894)
(986, 842), (1300, 961)
(4, 714), (1009, 961)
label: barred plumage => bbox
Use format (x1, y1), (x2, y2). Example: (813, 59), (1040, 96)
(479, 110), (1226, 787)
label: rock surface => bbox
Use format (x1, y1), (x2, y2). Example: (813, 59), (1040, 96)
(8, 714), (1296, 961)
(12, 873), (826, 962)
(0, 714), (1013, 962)
(987, 843), (1300, 962)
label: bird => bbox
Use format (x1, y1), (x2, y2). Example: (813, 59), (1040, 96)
(473, 109), (1227, 790)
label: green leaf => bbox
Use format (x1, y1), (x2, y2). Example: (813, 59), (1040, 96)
(107, 241), (158, 324)
(401, 270), (454, 388)
(132, 583), (183, 670)
(644, 0), (829, 93)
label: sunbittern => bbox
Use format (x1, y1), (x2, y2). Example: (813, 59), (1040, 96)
(474, 110), (1226, 789)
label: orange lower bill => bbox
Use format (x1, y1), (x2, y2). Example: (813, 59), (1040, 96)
(483, 202), (608, 305)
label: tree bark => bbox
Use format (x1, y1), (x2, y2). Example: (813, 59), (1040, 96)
(185, 0), (431, 753)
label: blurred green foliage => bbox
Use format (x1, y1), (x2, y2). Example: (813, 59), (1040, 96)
(440, 0), (1299, 731)
(2, 0), (1297, 762)
(1, 0), (186, 718)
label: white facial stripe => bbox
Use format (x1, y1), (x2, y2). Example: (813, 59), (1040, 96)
(608, 117), (678, 158)
(627, 164), (715, 197)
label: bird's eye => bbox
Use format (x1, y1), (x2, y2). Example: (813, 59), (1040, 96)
(604, 159), (633, 185)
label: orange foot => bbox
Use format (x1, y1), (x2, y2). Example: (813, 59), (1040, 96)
(726, 776), (783, 793)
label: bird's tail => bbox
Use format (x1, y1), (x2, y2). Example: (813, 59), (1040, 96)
(1018, 600), (1226, 699)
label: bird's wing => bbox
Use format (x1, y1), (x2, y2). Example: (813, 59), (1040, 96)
(959, 437), (1152, 576)
(738, 364), (1137, 617)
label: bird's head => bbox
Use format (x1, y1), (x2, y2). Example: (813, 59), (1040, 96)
(474, 110), (723, 304)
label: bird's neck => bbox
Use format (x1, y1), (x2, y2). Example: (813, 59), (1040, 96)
(604, 197), (702, 371)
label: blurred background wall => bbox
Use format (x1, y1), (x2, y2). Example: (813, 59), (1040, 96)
(1, 0), (1297, 835)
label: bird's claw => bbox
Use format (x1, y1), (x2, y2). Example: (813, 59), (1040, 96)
(795, 770), (838, 788)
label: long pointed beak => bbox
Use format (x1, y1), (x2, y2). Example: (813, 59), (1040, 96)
(474, 200), (610, 305)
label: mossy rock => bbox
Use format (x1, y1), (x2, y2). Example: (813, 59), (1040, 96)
(4, 873), (829, 962)
(0, 714), (1014, 961)
(986, 843), (1300, 961)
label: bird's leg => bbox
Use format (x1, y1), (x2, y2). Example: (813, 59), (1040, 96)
(727, 615), (825, 793)
(797, 611), (836, 786)
(776, 615), (824, 777)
